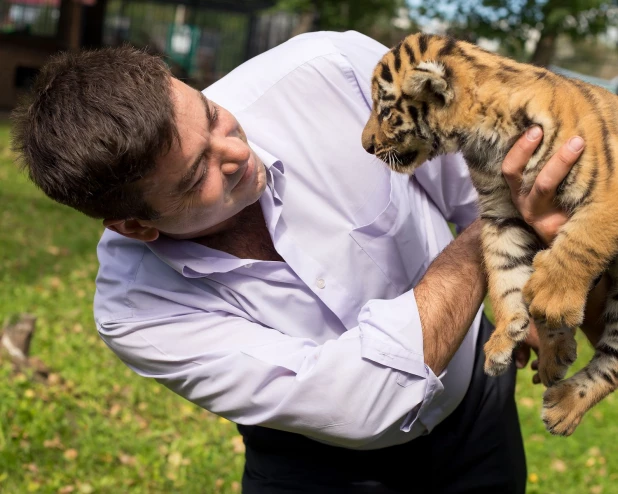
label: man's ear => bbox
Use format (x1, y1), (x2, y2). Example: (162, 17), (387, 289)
(402, 61), (454, 106)
(103, 219), (160, 242)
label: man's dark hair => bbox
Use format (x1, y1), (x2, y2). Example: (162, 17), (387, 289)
(11, 45), (180, 220)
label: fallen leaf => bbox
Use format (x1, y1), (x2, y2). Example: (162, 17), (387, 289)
(44, 437), (64, 450)
(590, 486), (603, 494)
(231, 481), (240, 492)
(588, 447), (601, 457)
(48, 373), (61, 386)
(551, 459), (567, 473)
(49, 277), (62, 289)
(58, 486), (75, 494)
(518, 397), (535, 408)
(231, 435), (245, 454)
(23, 389), (35, 399)
(586, 457), (596, 467)
(119, 454), (136, 466)
(167, 451), (183, 468)
(64, 449), (78, 461)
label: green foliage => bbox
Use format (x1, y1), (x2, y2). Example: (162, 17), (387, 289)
(273, 0), (408, 33)
(1, 121), (618, 492)
(414, 0), (618, 62)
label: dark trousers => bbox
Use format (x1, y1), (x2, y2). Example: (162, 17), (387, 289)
(238, 315), (526, 493)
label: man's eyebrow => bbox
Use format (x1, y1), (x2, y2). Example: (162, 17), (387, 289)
(174, 92), (212, 194)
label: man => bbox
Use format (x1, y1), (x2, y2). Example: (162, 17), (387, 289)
(12, 31), (603, 493)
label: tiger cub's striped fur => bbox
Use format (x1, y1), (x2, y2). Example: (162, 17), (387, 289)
(361, 32), (618, 436)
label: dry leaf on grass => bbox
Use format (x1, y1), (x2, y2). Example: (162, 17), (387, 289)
(550, 459), (567, 473)
(63, 449), (78, 461)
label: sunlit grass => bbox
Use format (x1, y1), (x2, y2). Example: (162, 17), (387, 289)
(0, 122), (244, 493)
(1, 121), (617, 493)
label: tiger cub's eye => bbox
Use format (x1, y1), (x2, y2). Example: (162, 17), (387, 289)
(380, 107), (391, 120)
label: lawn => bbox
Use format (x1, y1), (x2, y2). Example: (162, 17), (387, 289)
(0, 119), (616, 493)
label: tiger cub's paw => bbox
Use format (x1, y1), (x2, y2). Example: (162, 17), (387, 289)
(542, 379), (585, 436)
(483, 315), (530, 376)
(523, 251), (586, 330)
(537, 328), (577, 387)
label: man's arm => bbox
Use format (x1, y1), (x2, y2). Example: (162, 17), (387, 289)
(415, 220), (485, 375)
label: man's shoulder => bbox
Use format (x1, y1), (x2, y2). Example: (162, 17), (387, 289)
(204, 31), (384, 114)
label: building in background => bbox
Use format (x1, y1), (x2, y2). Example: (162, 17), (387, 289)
(0, 0), (306, 109)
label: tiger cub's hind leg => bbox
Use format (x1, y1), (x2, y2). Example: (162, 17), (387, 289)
(543, 258), (618, 436)
(482, 219), (538, 376)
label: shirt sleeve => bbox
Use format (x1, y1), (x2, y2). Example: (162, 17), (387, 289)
(327, 31), (390, 108)
(97, 289), (444, 450)
(413, 153), (479, 230)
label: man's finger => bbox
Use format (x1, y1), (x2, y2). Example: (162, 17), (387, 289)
(527, 136), (585, 210)
(502, 126), (543, 197)
(514, 344), (531, 369)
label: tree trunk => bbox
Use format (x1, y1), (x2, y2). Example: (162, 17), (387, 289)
(530, 31), (557, 67)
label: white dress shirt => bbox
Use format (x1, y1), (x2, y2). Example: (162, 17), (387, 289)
(95, 30), (482, 450)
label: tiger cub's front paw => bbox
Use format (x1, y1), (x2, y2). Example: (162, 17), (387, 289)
(523, 250), (586, 330)
(484, 314), (530, 376)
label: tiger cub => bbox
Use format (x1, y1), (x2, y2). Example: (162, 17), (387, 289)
(361, 32), (618, 436)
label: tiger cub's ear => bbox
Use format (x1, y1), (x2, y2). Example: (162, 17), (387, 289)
(402, 61), (454, 106)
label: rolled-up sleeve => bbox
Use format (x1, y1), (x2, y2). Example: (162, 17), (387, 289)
(97, 289), (442, 450)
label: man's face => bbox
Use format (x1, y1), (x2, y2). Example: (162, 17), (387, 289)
(137, 78), (267, 239)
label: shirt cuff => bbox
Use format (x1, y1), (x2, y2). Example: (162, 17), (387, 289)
(399, 364), (444, 433)
(358, 290), (447, 435)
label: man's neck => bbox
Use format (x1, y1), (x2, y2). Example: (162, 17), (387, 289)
(192, 202), (284, 262)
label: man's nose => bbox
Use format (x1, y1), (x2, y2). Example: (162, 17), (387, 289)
(221, 162), (241, 175)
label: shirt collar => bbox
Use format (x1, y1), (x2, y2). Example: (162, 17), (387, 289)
(146, 140), (285, 277)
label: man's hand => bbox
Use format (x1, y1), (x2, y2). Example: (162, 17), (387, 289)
(502, 127), (585, 381)
(501, 126), (585, 245)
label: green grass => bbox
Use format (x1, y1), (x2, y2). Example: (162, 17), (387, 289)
(0, 122), (244, 493)
(0, 120), (617, 493)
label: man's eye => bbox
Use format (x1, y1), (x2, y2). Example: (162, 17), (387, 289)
(192, 167), (207, 191)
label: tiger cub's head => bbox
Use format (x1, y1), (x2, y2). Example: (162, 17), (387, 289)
(362, 34), (459, 174)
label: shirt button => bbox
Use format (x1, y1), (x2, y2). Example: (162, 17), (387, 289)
(316, 278), (326, 289)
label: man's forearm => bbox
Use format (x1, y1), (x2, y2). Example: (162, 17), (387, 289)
(415, 219), (487, 375)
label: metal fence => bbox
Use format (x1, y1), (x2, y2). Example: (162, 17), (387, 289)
(0, 0), (59, 37)
(102, 0), (303, 89)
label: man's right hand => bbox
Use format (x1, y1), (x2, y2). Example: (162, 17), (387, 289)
(501, 126), (585, 245)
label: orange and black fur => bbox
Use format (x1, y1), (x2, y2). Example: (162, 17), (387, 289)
(361, 32), (618, 436)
